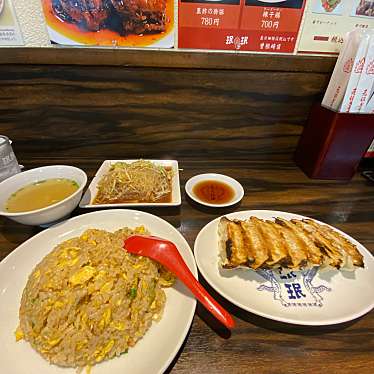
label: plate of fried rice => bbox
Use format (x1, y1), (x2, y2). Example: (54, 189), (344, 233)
(0, 209), (197, 374)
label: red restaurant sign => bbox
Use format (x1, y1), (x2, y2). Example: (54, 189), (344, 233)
(178, 0), (306, 53)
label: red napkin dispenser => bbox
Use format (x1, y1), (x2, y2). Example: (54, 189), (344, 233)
(294, 104), (374, 180)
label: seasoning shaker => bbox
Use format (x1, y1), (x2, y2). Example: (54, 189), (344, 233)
(0, 135), (21, 182)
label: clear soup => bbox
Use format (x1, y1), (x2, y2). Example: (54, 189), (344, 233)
(6, 178), (79, 213)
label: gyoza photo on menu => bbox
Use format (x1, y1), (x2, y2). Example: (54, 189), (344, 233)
(245, 0), (304, 9)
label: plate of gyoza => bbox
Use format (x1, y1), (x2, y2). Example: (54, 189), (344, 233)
(194, 210), (374, 326)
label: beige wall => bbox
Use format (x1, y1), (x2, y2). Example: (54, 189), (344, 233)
(12, 0), (49, 46)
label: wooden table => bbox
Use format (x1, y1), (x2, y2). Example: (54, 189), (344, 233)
(1, 158), (373, 373)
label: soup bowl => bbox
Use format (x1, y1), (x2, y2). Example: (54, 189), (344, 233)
(0, 165), (87, 225)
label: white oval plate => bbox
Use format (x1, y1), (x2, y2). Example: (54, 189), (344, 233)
(47, 26), (175, 48)
(185, 173), (244, 207)
(0, 210), (197, 374)
(194, 210), (374, 326)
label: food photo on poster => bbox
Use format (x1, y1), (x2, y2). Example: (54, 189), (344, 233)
(312, 0), (344, 15)
(245, 0), (304, 9)
(41, 0), (174, 47)
(352, 0), (374, 18)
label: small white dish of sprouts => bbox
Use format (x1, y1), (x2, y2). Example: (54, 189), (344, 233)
(80, 160), (181, 208)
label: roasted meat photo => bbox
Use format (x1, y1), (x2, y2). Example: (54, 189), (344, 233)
(51, 0), (167, 34)
(52, 0), (111, 31)
(109, 0), (166, 34)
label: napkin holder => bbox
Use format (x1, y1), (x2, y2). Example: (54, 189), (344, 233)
(294, 104), (374, 180)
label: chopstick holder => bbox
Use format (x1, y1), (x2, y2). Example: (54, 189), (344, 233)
(294, 103), (374, 180)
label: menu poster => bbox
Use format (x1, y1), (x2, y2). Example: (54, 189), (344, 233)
(178, 0), (306, 52)
(0, 0), (23, 46)
(297, 0), (374, 55)
(41, 0), (174, 48)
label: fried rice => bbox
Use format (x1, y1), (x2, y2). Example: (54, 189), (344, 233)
(16, 226), (174, 371)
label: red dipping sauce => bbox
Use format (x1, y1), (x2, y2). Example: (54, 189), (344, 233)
(192, 180), (235, 204)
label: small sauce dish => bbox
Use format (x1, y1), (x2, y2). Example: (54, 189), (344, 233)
(185, 173), (244, 207)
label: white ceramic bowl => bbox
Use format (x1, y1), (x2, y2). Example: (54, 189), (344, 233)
(0, 165), (87, 226)
(185, 173), (244, 207)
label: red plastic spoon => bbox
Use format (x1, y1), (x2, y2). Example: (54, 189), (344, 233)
(124, 235), (235, 329)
